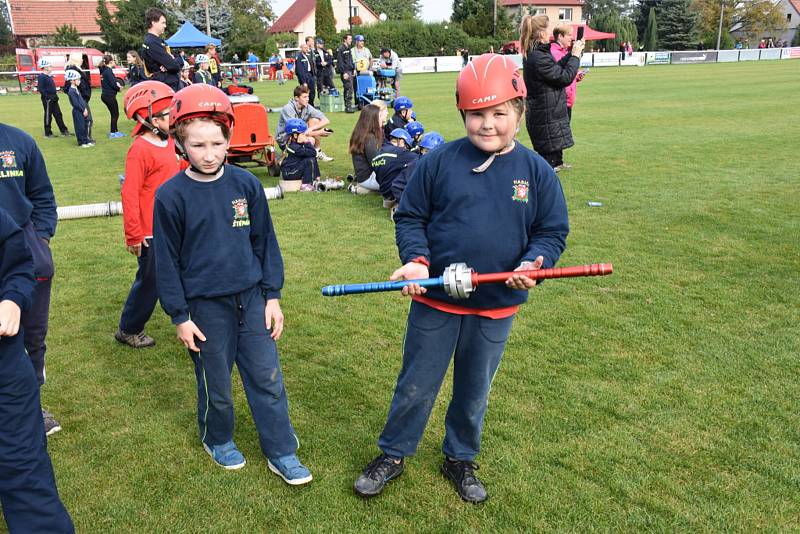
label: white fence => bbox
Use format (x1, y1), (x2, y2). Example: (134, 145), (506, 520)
(399, 47), (800, 73)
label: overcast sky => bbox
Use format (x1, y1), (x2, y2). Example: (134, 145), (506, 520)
(271, 0), (453, 23)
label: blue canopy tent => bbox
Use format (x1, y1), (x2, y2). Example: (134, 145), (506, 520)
(166, 21), (221, 47)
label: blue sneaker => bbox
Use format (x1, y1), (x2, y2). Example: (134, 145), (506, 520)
(268, 454), (312, 485)
(203, 441), (246, 470)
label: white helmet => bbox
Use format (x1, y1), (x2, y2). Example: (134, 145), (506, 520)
(182, 61), (191, 71)
(38, 58), (51, 69)
(64, 69), (82, 81)
(195, 54), (209, 64)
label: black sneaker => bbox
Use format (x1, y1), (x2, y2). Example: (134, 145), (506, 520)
(42, 409), (62, 436)
(441, 458), (488, 503)
(354, 454), (404, 497)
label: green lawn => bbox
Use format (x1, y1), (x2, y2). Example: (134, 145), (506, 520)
(1, 61), (798, 532)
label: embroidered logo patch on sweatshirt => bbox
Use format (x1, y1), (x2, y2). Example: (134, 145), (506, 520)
(512, 180), (529, 203)
(231, 198), (250, 227)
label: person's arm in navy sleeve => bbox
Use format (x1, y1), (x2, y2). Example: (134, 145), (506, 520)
(248, 180), (284, 301)
(522, 164), (569, 268)
(23, 138), (57, 239)
(0, 209), (36, 337)
(146, 36), (183, 73)
(153, 195), (190, 325)
(393, 156), (433, 264)
(287, 140), (318, 158)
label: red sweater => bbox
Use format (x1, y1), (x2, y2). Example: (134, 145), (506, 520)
(121, 136), (181, 245)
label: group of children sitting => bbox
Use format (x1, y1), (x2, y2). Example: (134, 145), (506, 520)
(344, 96), (445, 218)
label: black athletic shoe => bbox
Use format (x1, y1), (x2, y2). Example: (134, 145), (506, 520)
(441, 458), (488, 503)
(354, 454), (404, 497)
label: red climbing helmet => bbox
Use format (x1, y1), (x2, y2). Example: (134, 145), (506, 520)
(456, 53), (526, 111)
(123, 80), (174, 135)
(169, 83), (234, 131)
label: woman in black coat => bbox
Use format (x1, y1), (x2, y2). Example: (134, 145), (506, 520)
(520, 14), (584, 170)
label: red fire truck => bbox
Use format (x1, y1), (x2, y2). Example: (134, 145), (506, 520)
(16, 47), (128, 90)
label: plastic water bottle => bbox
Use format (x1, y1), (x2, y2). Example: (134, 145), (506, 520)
(587, 201), (603, 207)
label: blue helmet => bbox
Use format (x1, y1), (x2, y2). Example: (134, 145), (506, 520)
(354, 34), (365, 42)
(405, 121), (424, 138)
(419, 132), (445, 151)
(411, 111), (417, 120)
(393, 96), (413, 112)
(285, 118), (307, 135)
(389, 128), (413, 146)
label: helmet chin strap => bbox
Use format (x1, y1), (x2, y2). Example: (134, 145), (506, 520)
(472, 140), (515, 173)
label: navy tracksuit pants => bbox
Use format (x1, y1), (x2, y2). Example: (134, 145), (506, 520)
(118, 238), (157, 335)
(71, 109), (89, 146)
(281, 157), (319, 185)
(41, 96), (69, 136)
(0, 333), (73, 533)
(21, 224), (54, 387)
(378, 300), (515, 461)
(188, 286), (298, 459)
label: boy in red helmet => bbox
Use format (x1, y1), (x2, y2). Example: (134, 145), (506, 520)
(115, 81), (181, 348)
(353, 54), (569, 503)
(152, 84), (311, 484)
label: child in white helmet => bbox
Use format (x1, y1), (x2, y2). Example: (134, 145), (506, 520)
(65, 70), (92, 147)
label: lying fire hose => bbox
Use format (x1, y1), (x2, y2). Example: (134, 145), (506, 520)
(314, 178), (345, 192)
(322, 262), (613, 298)
(56, 185), (284, 221)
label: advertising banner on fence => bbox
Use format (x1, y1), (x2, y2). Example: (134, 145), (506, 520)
(646, 52), (670, 64)
(670, 51), (718, 63)
(402, 57), (436, 74)
(621, 52), (646, 66)
(593, 53), (620, 67)
(436, 56), (463, 72)
(760, 48), (781, 60)
(580, 53), (594, 67)
(717, 50), (739, 62)
(739, 49), (760, 61)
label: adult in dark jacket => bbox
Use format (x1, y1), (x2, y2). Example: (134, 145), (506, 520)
(141, 7), (183, 90)
(126, 50), (147, 86)
(295, 43), (317, 106)
(336, 34), (356, 113)
(99, 55), (124, 138)
(520, 14), (584, 170)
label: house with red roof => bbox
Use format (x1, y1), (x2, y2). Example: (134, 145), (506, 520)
(269, 0), (380, 45)
(8, 0), (118, 47)
(501, 0), (586, 27)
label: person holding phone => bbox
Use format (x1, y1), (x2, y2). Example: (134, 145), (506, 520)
(520, 14), (583, 172)
(550, 24), (587, 124)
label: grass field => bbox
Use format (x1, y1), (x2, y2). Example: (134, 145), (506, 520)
(1, 60), (798, 532)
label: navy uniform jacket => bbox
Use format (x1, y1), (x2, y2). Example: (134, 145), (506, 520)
(294, 52), (315, 85)
(281, 140), (319, 181)
(153, 165), (284, 325)
(371, 143), (419, 200)
(0, 208), (36, 315)
(384, 113), (410, 140)
(336, 45), (355, 74)
(394, 137), (569, 310)
(141, 33), (183, 90)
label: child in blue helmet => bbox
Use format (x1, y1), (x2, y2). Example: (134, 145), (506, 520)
(280, 118), (321, 192)
(391, 131), (445, 207)
(65, 70), (92, 147)
(371, 128), (419, 209)
(384, 96), (413, 139)
(405, 121), (424, 151)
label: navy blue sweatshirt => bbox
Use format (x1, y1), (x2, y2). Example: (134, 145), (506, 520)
(0, 124), (57, 239)
(371, 142), (418, 200)
(37, 73), (57, 99)
(153, 165), (284, 325)
(68, 85), (87, 113)
(99, 65), (120, 96)
(0, 208), (35, 314)
(394, 137), (569, 309)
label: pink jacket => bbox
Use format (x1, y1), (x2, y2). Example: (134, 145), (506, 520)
(550, 42), (578, 108)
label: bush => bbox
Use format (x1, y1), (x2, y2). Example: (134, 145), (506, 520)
(335, 20), (506, 57)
